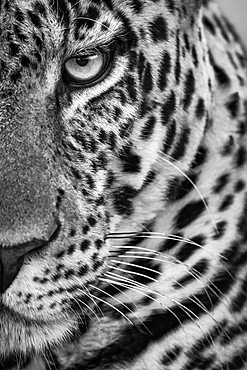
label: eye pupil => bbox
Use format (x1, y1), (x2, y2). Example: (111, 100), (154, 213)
(76, 57), (89, 67)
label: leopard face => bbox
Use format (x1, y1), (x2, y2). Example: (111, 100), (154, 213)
(1, 0), (247, 369)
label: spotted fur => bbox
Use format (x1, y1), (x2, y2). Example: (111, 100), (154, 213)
(0, 0), (247, 369)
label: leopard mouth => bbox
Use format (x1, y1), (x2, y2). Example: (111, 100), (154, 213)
(0, 302), (55, 325)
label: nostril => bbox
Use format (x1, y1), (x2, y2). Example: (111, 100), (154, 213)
(0, 222), (61, 294)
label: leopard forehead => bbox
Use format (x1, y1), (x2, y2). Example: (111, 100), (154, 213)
(0, 0), (201, 67)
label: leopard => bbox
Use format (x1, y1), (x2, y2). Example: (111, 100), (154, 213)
(0, 0), (247, 369)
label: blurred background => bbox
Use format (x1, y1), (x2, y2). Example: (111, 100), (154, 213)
(218, 0), (247, 47)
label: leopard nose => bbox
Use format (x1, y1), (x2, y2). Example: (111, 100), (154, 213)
(0, 224), (60, 294)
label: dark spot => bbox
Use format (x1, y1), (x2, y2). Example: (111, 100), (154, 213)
(184, 33), (190, 51)
(175, 200), (206, 229)
(238, 121), (247, 136)
(237, 195), (247, 242)
(126, 75), (137, 101)
(80, 239), (91, 251)
(195, 98), (205, 119)
(15, 8), (25, 22)
(230, 274), (247, 313)
(175, 235), (205, 262)
(183, 69), (195, 110)
(160, 233), (184, 252)
(158, 51), (171, 91)
(213, 65), (230, 85)
(67, 245), (76, 255)
(87, 216), (96, 227)
(119, 145), (141, 173)
(71, 167), (82, 180)
(174, 173), (198, 201)
(108, 131), (117, 150)
(225, 92), (240, 118)
(171, 127), (190, 161)
(27, 10), (42, 28)
(9, 42), (20, 57)
(56, 250), (65, 259)
(235, 146), (246, 167)
(77, 6), (100, 30)
(64, 269), (75, 279)
(175, 30), (181, 84)
(191, 146), (207, 169)
(213, 173), (230, 193)
(234, 180), (245, 193)
(11, 70), (21, 83)
(192, 45), (199, 67)
(175, 259), (208, 286)
(142, 170), (156, 188)
(218, 194), (234, 212)
(227, 52), (238, 70)
(161, 90), (176, 125)
(33, 1), (47, 15)
(140, 116), (156, 140)
(142, 62), (153, 93)
(166, 0), (175, 13)
(95, 239), (104, 249)
(138, 51), (146, 82)
(113, 186), (138, 216)
(99, 128), (108, 143)
(161, 346), (182, 366)
(213, 221), (227, 240)
(203, 16), (216, 35)
(83, 225), (90, 235)
(149, 16), (168, 42)
(130, 0), (143, 13)
(236, 52), (246, 68)
(221, 135), (235, 156)
(162, 119), (176, 153)
(13, 24), (28, 42)
(78, 265), (89, 276)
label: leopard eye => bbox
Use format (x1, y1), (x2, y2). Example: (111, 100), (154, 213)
(63, 52), (111, 87)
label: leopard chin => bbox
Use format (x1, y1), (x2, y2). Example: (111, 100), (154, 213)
(0, 304), (78, 360)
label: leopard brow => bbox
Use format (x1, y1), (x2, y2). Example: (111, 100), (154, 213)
(67, 21), (130, 57)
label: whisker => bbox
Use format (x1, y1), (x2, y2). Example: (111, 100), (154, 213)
(110, 246), (233, 307)
(89, 285), (134, 325)
(100, 275), (211, 335)
(113, 253), (214, 301)
(42, 350), (53, 370)
(105, 264), (240, 361)
(99, 276), (191, 341)
(108, 257), (214, 315)
(110, 236), (227, 259)
(158, 152), (219, 234)
(75, 17), (111, 31)
(107, 232), (141, 239)
(103, 281), (153, 335)
(84, 285), (105, 318)
(101, 275), (226, 364)
(76, 295), (102, 323)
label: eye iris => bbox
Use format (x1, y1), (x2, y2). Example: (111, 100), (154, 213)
(64, 51), (111, 86)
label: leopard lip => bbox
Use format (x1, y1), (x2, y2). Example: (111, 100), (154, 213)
(0, 303), (59, 326)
